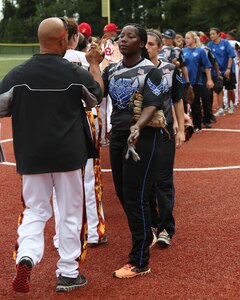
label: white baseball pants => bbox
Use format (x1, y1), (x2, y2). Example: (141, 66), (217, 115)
(16, 169), (84, 278)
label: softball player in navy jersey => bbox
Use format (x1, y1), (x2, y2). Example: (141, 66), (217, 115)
(102, 24), (171, 278)
(182, 31), (214, 132)
(146, 30), (185, 247)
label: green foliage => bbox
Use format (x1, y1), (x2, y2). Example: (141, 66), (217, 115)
(0, 0), (239, 42)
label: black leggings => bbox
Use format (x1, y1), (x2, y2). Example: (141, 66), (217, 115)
(191, 84), (203, 129)
(110, 127), (163, 268)
(149, 129), (176, 237)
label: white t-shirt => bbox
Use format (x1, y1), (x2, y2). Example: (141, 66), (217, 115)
(64, 49), (89, 70)
(227, 40), (240, 63)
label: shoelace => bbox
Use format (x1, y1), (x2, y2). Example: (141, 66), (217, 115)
(123, 264), (133, 270)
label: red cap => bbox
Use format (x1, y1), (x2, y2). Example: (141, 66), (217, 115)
(220, 32), (226, 39)
(78, 22), (92, 39)
(103, 23), (121, 33)
(200, 35), (209, 43)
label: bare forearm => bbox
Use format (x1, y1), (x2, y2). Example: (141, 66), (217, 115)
(205, 68), (212, 81)
(182, 66), (190, 83)
(173, 99), (185, 132)
(227, 57), (233, 69)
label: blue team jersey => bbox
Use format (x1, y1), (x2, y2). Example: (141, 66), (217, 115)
(207, 39), (236, 74)
(182, 47), (212, 85)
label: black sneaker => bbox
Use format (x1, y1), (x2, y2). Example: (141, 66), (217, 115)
(203, 122), (212, 129)
(88, 235), (108, 248)
(12, 256), (34, 293)
(193, 127), (202, 133)
(210, 115), (217, 123)
(56, 274), (88, 292)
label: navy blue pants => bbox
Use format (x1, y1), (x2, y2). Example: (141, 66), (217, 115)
(191, 84), (203, 129)
(149, 129), (175, 237)
(202, 74), (214, 124)
(110, 127), (163, 268)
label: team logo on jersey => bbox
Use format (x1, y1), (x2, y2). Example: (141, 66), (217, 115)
(220, 46), (225, 50)
(176, 74), (183, 83)
(137, 68), (145, 75)
(104, 47), (114, 56)
(162, 68), (170, 74)
(109, 77), (139, 109)
(147, 77), (169, 96)
(193, 52), (198, 57)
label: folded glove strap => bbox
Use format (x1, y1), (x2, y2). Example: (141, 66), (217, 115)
(125, 132), (141, 162)
(129, 90), (170, 139)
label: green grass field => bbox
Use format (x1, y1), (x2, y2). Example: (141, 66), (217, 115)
(0, 56), (30, 80)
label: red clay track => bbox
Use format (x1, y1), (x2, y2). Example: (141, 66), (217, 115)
(1, 107), (240, 299)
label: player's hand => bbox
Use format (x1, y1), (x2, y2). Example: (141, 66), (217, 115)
(224, 69), (231, 80)
(175, 130), (185, 149)
(86, 43), (105, 65)
(128, 125), (140, 146)
(206, 79), (214, 89)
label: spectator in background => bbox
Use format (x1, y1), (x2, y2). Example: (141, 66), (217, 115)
(99, 23), (122, 147)
(175, 33), (185, 49)
(199, 33), (220, 127)
(78, 22), (92, 41)
(159, 29), (176, 62)
(159, 29), (190, 113)
(182, 31), (214, 132)
(208, 28), (236, 116)
(225, 30), (240, 108)
(103, 23), (121, 41)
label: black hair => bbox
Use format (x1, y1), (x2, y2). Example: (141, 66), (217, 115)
(123, 23), (149, 59)
(227, 31), (236, 38)
(76, 36), (87, 51)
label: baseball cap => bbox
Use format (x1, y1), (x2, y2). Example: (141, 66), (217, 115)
(162, 29), (176, 39)
(220, 32), (226, 39)
(103, 23), (121, 33)
(78, 22), (92, 39)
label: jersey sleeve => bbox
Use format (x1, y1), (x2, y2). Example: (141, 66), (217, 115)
(179, 50), (186, 67)
(0, 67), (19, 117)
(200, 49), (212, 69)
(74, 65), (102, 107)
(141, 68), (167, 110)
(102, 64), (111, 97)
(172, 67), (184, 102)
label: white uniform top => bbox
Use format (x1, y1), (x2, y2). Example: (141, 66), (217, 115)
(227, 40), (240, 64)
(64, 49), (89, 70)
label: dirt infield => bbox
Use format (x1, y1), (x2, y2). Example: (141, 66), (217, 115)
(0, 107), (240, 299)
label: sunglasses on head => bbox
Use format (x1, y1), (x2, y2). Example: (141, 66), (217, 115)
(58, 17), (68, 32)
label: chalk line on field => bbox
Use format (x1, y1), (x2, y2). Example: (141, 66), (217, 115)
(2, 164), (240, 172)
(1, 129), (240, 172)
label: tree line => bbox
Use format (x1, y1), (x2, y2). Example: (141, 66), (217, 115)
(0, 0), (239, 43)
